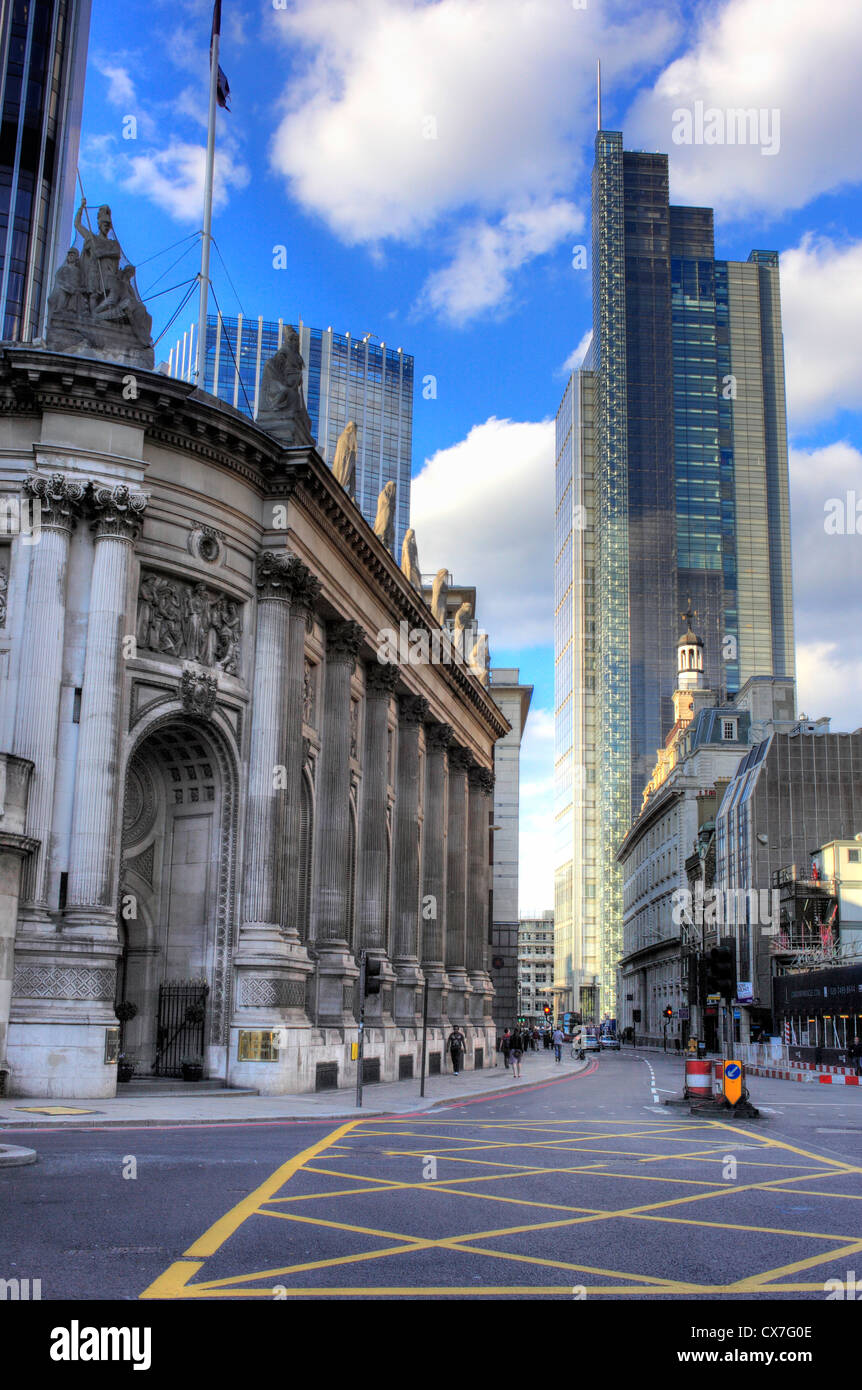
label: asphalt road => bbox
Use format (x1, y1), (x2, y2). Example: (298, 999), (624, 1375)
(3, 1047), (862, 1304)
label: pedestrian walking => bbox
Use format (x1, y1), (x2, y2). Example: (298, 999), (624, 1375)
(543, 1028), (552, 1050)
(510, 1026), (524, 1079)
(500, 1027), (512, 1069)
(552, 1025), (564, 1063)
(447, 1025), (466, 1075)
(851, 1035), (862, 1077)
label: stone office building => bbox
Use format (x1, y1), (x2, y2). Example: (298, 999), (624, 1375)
(0, 344), (505, 1098)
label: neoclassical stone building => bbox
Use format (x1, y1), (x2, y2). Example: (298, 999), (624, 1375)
(0, 346), (505, 1097)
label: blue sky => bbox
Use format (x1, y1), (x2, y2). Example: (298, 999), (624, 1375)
(80, 0), (862, 908)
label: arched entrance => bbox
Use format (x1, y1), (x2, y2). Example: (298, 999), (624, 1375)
(117, 718), (236, 1076)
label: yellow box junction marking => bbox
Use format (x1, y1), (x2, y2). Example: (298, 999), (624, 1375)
(139, 1113), (862, 1300)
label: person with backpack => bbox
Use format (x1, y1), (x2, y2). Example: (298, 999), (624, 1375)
(500, 1028), (512, 1069)
(447, 1025), (466, 1075)
(509, 1026), (524, 1079)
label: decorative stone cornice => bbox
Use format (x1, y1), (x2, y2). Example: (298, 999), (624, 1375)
(23, 472), (86, 532)
(424, 720), (453, 750)
(398, 693), (430, 726)
(447, 743), (474, 774)
(0, 349), (509, 736)
(90, 483), (148, 542)
(326, 618), (364, 666)
(364, 660), (400, 697)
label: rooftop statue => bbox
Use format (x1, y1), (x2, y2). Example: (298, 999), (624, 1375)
(256, 325), (315, 446)
(43, 200), (154, 368)
(332, 420), (357, 496)
(373, 480), (396, 551)
(401, 527), (421, 589)
(430, 568), (448, 625)
(469, 631), (490, 686)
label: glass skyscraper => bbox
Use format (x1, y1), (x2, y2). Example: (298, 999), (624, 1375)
(0, 0), (91, 342)
(171, 313), (414, 558)
(554, 129), (795, 1020)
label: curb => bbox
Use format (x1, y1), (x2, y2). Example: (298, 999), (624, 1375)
(745, 1064), (861, 1086)
(0, 1141), (37, 1166)
(0, 1061), (593, 1130)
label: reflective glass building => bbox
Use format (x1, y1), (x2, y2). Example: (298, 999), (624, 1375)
(171, 313), (414, 558)
(554, 130), (795, 1019)
(0, 0), (91, 342)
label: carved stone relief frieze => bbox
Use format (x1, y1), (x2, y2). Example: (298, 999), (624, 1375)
(136, 570), (242, 675)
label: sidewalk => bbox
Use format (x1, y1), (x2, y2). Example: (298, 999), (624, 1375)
(0, 1049), (589, 1130)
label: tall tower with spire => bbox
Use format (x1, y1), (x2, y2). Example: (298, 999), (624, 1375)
(554, 117), (796, 1022)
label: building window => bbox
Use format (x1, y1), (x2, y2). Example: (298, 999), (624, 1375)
(723, 719), (737, 740)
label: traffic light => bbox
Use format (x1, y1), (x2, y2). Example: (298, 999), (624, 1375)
(543, 1003), (551, 1018)
(663, 1006), (673, 1020)
(705, 945), (735, 999)
(363, 957), (382, 996)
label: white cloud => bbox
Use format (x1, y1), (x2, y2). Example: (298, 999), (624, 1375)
(410, 416), (554, 649)
(781, 236), (862, 427)
(626, 0), (862, 216)
(560, 329), (592, 376)
(267, 0), (678, 248)
(790, 440), (862, 729)
(121, 141), (250, 224)
(94, 59), (136, 108)
(797, 643), (862, 735)
(415, 201), (583, 326)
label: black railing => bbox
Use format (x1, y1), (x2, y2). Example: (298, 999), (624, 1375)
(155, 982), (208, 1077)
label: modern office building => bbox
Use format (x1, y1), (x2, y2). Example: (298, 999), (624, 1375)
(171, 313), (414, 557)
(0, 0), (91, 342)
(554, 127), (796, 1020)
(487, 667), (533, 1031)
(518, 911), (554, 1025)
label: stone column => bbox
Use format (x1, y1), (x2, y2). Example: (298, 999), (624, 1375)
(313, 618), (364, 1025)
(355, 661), (399, 1022)
(282, 562), (321, 942)
(467, 765), (495, 1027)
(391, 693), (428, 1024)
(0, 755), (37, 1088)
(421, 720), (451, 1023)
(65, 484), (148, 936)
(233, 554), (315, 1013)
(15, 474), (86, 928)
(445, 742), (473, 1025)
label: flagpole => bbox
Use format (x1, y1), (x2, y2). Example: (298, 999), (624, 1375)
(196, 14), (220, 384)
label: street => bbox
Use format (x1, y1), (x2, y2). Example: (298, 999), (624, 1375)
(3, 1047), (862, 1302)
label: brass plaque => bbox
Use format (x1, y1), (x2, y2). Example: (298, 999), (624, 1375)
(237, 1030), (280, 1062)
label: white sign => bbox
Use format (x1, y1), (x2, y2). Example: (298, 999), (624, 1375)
(736, 981), (753, 1003)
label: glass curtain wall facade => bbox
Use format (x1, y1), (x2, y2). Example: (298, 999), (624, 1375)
(554, 129), (796, 1019)
(179, 313), (414, 557)
(0, 0), (91, 341)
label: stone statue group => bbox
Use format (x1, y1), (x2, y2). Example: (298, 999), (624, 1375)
(44, 200), (154, 368)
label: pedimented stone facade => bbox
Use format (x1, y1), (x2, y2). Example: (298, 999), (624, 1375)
(0, 348), (505, 1097)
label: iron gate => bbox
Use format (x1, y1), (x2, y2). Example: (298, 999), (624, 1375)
(155, 982), (208, 1077)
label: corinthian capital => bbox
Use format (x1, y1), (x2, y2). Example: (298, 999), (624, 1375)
(447, 742), (474, 774)
(326, 618), (365, 667)
(23, 472), (86, 532)
(90, 483), (148, 542)
(398, 693), (430, 726)
(364, 660), (400, 698)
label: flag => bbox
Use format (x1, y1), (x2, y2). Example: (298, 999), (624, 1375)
(210, 0), (231, 110)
